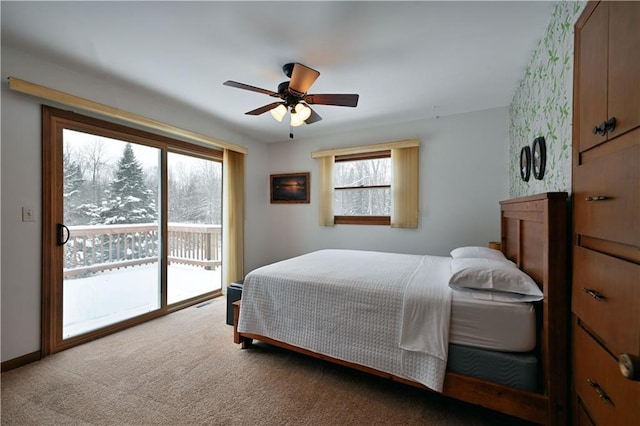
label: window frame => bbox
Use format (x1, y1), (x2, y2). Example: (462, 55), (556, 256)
(333, 150), (391, 226)
(313, 139), (419, 228)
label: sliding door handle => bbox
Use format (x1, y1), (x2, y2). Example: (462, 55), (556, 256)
(56, 223), (70, 246)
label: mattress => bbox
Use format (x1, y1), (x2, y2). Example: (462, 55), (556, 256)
(449, 291), (536, 352)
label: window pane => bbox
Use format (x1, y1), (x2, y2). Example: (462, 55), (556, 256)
(334, 158), (391, 187)
(167, 152), (222, 305)
(62, 129), (161, 339)
(334, 187), (391, 215)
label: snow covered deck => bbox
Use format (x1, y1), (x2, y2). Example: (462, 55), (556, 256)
(63, 263), (221, 338)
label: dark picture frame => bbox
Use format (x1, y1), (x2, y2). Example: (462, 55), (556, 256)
(270, 172), (310, 203)
(520, 146), (531, 182)
(532, 136), (546, 180)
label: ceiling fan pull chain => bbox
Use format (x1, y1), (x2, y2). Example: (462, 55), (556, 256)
(289, 125), (294, 139)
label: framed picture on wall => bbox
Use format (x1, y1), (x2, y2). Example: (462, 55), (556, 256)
(270, 172), (310, 203)
(532, 136), (546, 180)
(520, 146), (531, 182)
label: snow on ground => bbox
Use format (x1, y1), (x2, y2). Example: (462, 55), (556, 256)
(63, 263), (221, 338)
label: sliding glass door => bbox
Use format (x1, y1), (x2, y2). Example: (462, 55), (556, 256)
(43, 106), (224, 354)
(62, 130), (162, 338)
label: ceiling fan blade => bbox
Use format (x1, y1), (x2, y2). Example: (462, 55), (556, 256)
(288, 63), (320, 96)
(305, 107), (322, 124)
(304, 93), (359, 107)
(223, 80), (278, 97)
(245, 102), (285, 116)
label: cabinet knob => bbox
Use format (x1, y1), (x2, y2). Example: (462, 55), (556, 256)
(619, 353), (640, 381)
(583, 287), (605, 301)
(592, 117), (616, 136)
(592, 122), (606, 135)
(604, 117), (617, 133)
(585, 195), (607, 202)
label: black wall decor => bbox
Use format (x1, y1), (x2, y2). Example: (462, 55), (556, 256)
(520, 146), (531, 182)
(532, 136), (546, 180)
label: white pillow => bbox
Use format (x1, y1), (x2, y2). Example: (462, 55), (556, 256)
(448, 258), (543, 302)
(450, 246), (507, 261)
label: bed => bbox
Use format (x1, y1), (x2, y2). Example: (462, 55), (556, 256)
(233, 193), (568, 425)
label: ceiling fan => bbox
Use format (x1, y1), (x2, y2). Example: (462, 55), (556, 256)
(223, 62), (359, 138)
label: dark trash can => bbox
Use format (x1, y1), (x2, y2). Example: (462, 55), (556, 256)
(226, 280), (243, 325)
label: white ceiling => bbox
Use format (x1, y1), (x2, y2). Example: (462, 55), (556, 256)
(1, 1), (556, 143)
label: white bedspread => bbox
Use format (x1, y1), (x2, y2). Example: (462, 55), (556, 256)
(399, 255), (452, 359)
(237, 249), (453, 392)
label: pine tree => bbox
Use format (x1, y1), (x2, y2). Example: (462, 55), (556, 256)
(64, 158), (103, 227)
(100, 143), (157, 225)
(98, 143), (157, 262)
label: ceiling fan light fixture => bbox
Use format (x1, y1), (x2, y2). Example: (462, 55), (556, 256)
(290, 103), (312, 127)
(270, 104), (287, 122)
(295, 102), (312, 121)
(290, 109), (306, 127)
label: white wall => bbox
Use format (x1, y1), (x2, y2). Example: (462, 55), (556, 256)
(1, 46), (509, 363)
(260, 107), (510, 266)
(0, 47), (269, 362)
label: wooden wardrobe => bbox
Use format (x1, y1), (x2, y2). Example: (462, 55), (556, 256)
(571, 1), (640, 425)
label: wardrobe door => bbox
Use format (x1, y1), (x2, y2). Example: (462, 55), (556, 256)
(607, 1), (640, 139)
(575, 2), (608, 153)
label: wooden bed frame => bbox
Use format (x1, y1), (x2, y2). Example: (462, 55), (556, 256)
(234, 192), (569, 425)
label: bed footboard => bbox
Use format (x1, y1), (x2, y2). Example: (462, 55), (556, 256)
(233, 299), (549, 424)
(232, 301), (252, 348)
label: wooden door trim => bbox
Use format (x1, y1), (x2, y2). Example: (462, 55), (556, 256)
(41, 105), (58, 356)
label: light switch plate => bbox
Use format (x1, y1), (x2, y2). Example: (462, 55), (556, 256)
(22, 207), (35, 222)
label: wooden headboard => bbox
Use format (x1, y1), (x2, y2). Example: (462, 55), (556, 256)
(499, 192), (569, 424)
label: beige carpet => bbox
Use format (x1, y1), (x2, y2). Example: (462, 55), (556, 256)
(1, 297), (534, 425)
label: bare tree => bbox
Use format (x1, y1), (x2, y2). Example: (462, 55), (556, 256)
(168, 157), (222, 224)
(79, 139), (110, 206)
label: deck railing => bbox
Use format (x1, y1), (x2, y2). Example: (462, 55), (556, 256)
(64, 223), (222, 278)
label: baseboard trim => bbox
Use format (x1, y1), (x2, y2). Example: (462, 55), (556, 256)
(1, 350), (42, 372)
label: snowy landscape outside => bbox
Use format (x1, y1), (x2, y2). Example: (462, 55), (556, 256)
(63, 129), (222, 338)
(63, 263), (221, 338)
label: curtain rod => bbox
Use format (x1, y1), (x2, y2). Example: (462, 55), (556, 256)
(311, 139), (419, 158)
(7, 76), (248, 155)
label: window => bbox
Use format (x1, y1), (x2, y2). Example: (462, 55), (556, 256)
(313, 139), (419, 228)
(334, 151), (391, 225)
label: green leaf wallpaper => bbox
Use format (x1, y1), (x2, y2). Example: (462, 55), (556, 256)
(509, 1), (586, 198)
